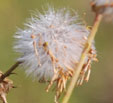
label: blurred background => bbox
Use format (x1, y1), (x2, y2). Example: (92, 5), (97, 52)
(0, 0), (113, 103)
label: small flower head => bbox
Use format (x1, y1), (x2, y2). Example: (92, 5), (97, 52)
(91, 0), (113, 20)
(14, 7), (97, 102)
(0, 71), (14, 103)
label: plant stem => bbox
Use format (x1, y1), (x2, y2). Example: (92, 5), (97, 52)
(0, 61), (22, 82)
(62, 14), (103, 103)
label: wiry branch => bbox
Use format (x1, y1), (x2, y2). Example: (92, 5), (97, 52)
(0, 61), (22, 82)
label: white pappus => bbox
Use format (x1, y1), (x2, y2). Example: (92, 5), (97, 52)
(14, 7), (97, 101)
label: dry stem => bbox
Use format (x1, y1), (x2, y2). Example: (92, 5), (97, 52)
(0, 61), (22, 83)
(62, 14), (103, 103)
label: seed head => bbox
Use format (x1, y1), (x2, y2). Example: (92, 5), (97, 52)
(14, 7), (97, 102)
(91, 0), (113, 20)
(0, 71), (14, 103)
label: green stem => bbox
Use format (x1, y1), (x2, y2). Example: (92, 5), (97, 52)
(62, 14), (103, 103)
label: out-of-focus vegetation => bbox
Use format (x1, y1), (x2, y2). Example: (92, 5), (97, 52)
(0, 0), (113, 103)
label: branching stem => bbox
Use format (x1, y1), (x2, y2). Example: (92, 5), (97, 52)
(0, 61), (22, 82)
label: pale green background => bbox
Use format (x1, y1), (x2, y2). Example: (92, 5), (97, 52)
(0, 0), (113, 103)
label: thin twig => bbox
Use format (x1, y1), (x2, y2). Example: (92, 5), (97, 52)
(62, 14), (103, 103)
(0, 61), (22, 82)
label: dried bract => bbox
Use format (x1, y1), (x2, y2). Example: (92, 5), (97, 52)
(0, 71), (14, 103)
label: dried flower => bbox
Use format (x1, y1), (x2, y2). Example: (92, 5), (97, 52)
(14, 7), (97, 102)
(91, 0), (113, 20)
(0, 71), (14, 103)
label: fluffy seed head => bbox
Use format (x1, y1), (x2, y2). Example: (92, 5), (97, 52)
(91, 0), (113, 20)
(14, 7), (97, 101)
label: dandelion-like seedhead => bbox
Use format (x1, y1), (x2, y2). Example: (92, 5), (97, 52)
(91, 0), (113, 20)
(14, 7), (97, 101)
